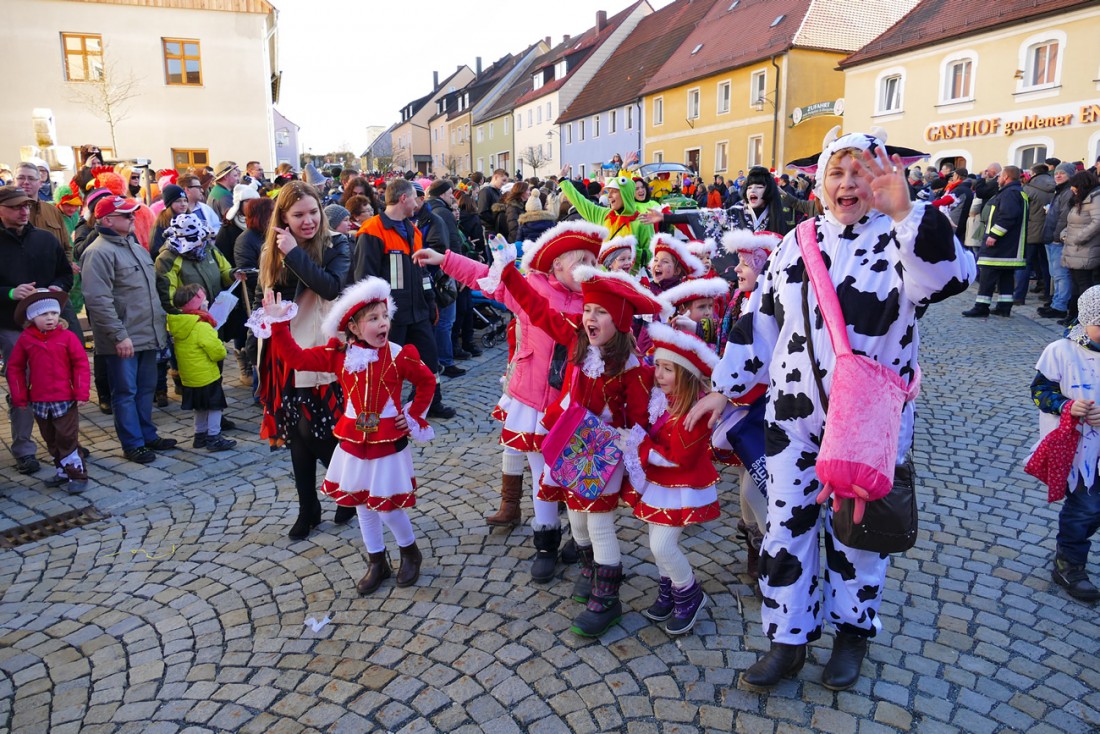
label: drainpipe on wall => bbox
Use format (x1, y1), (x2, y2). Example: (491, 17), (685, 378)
(771, 55), (780, 170)
(636, 100), (642, 165)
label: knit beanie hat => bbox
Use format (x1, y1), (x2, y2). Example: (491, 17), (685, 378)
(1056, 162), (1077, 177)
(324, 204), (350, 230)
(1069, 285), (1100, 346)
(427, 179), (452, 198)
(525, 192), (543, 212)
(161, 184), (186, 209)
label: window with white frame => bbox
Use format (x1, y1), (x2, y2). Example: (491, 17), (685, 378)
(477, 157), (484, 173)
(878, 73), (903, 113)
(750, 70), (766, 107)
(1026, 40), (1059, 88)
(504, 117), (510, 134)
(565, 124), (572, 144)
(594, 114), (601, 137)
(653, 151), (664, 164)
(533, 72), (543, 91)
(715, 141), (728, 172)
(528, 109), (533, 127)
(609, 109), (617, 134)
(687, 89), (701, 119)
(516, 113), (522, 131)
(555, 60), (567, 79)
(537, 106), (542, 124)
(546, 141), (552, 159)
(717, 81), (731, 114)
(579, 164), (586, 178)
(578, 120), (585, 141)
(477, 126), (484, 143)
(451, 130), (456, 145)
(546, 101), (551, 119)
(747, 135), (763, 167)
(1017, 144), (1048, 169)
(626, 105), (634, 129)
(942, 56), (974, 102)
(489, 122), (495, 140)
(654, 97), (664, 126)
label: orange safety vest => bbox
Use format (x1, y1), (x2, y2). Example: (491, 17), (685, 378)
(357, 215), (423, 255)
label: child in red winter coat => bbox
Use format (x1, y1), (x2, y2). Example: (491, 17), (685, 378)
(6, 290), (91, 492)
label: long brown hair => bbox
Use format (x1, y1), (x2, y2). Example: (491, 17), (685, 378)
(259, 181), (331, 288)
(663, 361), (708, 418)
(571, 326), (635, 376)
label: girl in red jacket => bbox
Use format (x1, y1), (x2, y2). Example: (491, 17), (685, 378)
(256, 277), (437, 596)
(622, 322), (720, 635)
(7, 290), (91, 492)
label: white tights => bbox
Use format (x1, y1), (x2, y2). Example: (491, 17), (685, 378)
(357, 506), (415, 554)
(648, 524), (693, 588)
(502, 447), (558, 527)
(568, 509), (620, 565)
(739, 468), (768, 529)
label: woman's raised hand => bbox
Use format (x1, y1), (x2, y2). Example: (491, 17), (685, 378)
(684, 391), (729, 431)
(273, 226), (297, 255)
(852, 147), (912, 223)
(262, 289), (290, 318)
(412, 249), (444, 267)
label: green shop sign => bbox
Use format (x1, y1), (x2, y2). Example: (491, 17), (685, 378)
(790, 99), (844, 127)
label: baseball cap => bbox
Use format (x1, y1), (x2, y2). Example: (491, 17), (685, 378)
(0, 188), (33, 207)
(94, 195), (140, 219)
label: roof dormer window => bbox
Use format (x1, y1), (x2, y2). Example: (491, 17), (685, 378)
(555, 59), (567, 79)
(533, 71), (543, 90)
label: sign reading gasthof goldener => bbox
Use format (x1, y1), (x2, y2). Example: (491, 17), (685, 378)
(926, 103), (1100, 142)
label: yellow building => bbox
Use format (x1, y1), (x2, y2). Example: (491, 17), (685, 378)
(639, 0), (917, 179)
(841, 0), (1100, 171)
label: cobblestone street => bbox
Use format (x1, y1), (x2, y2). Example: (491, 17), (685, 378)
(0, 288), (1098, 734)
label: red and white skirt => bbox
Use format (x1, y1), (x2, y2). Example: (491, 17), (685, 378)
(620, 477), (719, 527)
(320, 444), (417, 510)
(494, 393), (547, 453)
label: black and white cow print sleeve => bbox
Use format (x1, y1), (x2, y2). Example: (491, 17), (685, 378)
(893, 201), (977, 305)
(711, 271), (778, 398)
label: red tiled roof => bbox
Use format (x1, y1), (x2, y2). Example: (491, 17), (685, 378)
(512, 2), (643, 107)
(841, 0), (1091, 67)
(558, 0), (718, 124)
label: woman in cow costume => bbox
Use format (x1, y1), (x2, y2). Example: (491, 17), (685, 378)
(688, 127), (975, 691)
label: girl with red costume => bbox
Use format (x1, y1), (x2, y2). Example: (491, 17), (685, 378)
(260, 277), (436, 596)
(622, 322), (720, 635)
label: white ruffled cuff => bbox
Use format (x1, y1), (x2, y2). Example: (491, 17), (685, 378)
(246, 302), (298, 339)
(476, 242), (517, 293)
(622, 425), (648, 489)
(403, 404), (434, 442)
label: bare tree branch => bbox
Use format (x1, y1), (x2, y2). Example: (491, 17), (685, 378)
(65, 46), (142, 155)
(520, 145), (549, 177)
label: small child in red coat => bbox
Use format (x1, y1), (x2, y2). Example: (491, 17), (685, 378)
(622, 322), (721, 635)
(258, 277), (437, 596)
(6, 290), (91, 492)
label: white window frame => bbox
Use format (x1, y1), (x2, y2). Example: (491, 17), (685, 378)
(939, 52), (977, 105)
(565, 124), (572, 145)
(874, 67), (905, 115)
(578, 120), (585, 142)
(594, 114), (601, 138)
(477, 157), (484, 173)
(477, 126), (484, 143)
(750, 70), (766, 108)
(533, 72), (543, 91)
(579, 163), (586, 178)
(489, 122), (495, 140)
(537, 106), (542, 124)
(747, 135), (763, 167)
(1017, 32), (1064, 93)
(687, 88), (701, 120)
(516, 113), (522, 131)
(653, 150), (664, 164)
(684, 146), (701, 174)
(546, 141), (552, 160)
(555, 59), (567, 79)
(717, 80), (731, 114)
(546, 101), (552, 119)
(528, 109), (533, 127)
(715, 140), (728, 173)
(626, 105), (634, 130)
(653, 96), (664, 126)
(609, 109), (617, 134)
(1009, 137), (1054, 169)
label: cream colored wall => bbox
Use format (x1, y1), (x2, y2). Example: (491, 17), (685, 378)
(443, 113), (473, 176)
(842, 5), (1100, 169)
(2, 0), (274, 170)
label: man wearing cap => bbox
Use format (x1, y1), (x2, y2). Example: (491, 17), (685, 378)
(0, 187), (74, 474)
(80, 195), (175, 464)
(209, 161), (240, 223)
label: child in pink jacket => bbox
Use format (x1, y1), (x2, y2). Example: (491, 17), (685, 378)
(7, 290), (91, 492)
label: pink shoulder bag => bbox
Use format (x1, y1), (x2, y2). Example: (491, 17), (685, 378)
(795, 219), (921, 511)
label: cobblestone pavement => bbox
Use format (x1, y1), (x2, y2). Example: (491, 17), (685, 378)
(0, 289), (1098, 734)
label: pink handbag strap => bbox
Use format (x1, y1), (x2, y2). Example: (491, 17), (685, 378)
(794, 218), (851, 358)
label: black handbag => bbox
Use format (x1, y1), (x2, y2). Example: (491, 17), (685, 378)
(802, 275), (919, 554)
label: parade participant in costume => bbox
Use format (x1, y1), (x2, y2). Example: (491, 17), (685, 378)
(259, 278), (436, 594)
(660, 277), (730, 352)
(167, 284), (236, 452)
(688, 127), (974, 691)
(622, 322), (720, 635)
(597, 236), (636, 273)
(643, 234), (708, 295)
(6, 290), (90, 492)
(559, 168), (655, 270)
(728, 166), (800, 235)
(252, 181), (352, 539)
(414, 223), (602, 582)
(495, 251), (666, 637)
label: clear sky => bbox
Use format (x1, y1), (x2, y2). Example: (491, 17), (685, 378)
(274, 0), (671, 155)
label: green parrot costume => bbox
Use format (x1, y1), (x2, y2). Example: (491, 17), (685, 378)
(559, 175), (654, 269)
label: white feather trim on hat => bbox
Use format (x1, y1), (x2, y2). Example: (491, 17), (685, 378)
(648, 321), (719, 376)
(573, 265), (675, 321)
(660, 277), (731, 307)
(721, 229), (780, 255)
(519, 220), (609, 272)
(650, 233), (707, 278)
(688, 239), (717, 260)
(598, 235), (637, 264)
(321, 277), (396, 338)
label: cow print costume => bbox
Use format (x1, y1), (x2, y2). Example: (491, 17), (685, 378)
(713, 188), (975, 644)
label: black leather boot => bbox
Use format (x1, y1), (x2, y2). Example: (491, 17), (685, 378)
(288, 492), (322, 540)
(961, 303), (990, 317)
(739, 643), (807, 691)
(821, 631), (870, 691)
(334, 505), (357, 525)
(1053, 556), (1100, 602)
(531, 526), (561, 583)
(992, 302), (1012, 317)
(571, 563), (623, 637)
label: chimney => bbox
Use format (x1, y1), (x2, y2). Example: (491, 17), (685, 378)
(563, 34), (571, 43)
(544, 36), (551, 46)
(596, 10), (607, 30)
(433, 70), (439, 87)
(476, 56), (482, 75)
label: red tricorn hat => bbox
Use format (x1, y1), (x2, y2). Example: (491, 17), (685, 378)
(574, 265), (671, 332)
(322, 276), (396, 338)
(651, 233), (707, 278)
(597, 236), (637, 268)
(520, 221), (606, 274)
(660, 277), (730, 310)
(648, 321), (719, 379)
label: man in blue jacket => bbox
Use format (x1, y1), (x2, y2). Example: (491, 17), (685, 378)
(963, 165), (1028, 318)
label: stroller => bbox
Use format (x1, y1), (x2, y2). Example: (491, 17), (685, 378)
(471, 290), (511, 349)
